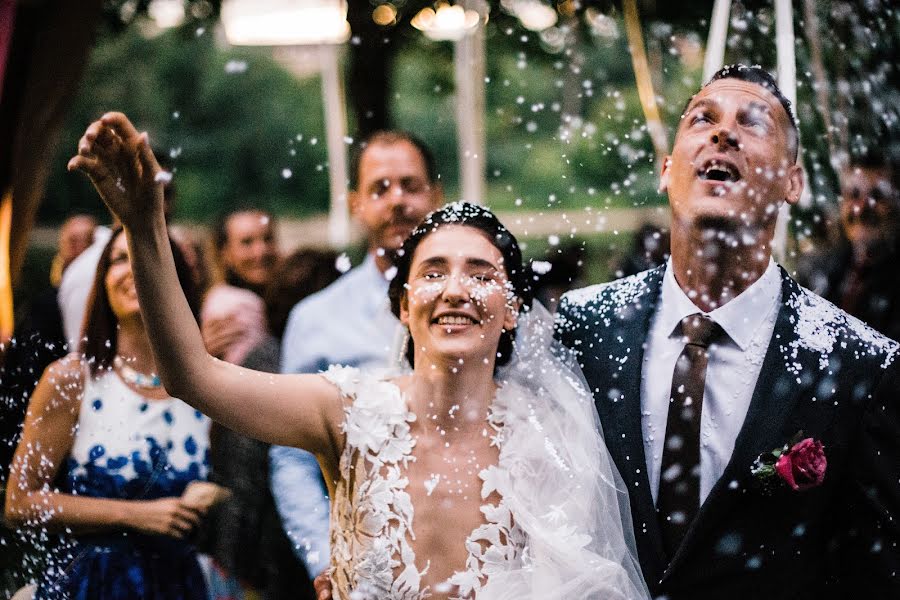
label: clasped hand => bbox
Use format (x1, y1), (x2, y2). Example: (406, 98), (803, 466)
(131, 497), (206, 539)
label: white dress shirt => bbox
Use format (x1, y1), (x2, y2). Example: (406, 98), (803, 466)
(280, 253), (399, 374)
(641, 258), (781, 505)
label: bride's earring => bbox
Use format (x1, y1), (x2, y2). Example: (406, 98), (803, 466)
(397, 326), (411, 367)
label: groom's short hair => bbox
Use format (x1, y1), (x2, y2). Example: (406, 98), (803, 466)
(681, 64), (799, 162)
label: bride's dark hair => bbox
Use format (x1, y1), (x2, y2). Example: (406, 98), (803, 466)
(388, 202), (533, 368)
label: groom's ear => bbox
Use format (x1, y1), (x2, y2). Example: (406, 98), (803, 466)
(659, 154), (673, 194)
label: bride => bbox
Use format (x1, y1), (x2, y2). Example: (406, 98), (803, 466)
(68, 112), (650, 600)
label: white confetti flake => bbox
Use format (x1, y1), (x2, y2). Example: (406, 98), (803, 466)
(531, 260), (552, 275)
(335, 253), (352, 273)
(224, 60), (247, 74)
(424, 474), (440, 496)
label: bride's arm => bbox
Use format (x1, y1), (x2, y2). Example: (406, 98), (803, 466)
(67, 112), (342, 457)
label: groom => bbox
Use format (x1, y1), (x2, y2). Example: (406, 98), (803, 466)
(556, 65), (899, 599)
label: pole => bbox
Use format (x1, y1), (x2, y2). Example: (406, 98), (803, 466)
(773, 0), (805, 262)
(622, 0), (668, 164)
(703, 0), (731, 82)
(454, 21), (486, 203)
(320, 43), (350, 247)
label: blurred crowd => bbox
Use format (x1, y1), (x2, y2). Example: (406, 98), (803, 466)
(0, 130), (897, 600)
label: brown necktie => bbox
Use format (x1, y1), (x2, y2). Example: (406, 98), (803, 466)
(657, 313), (721, 558)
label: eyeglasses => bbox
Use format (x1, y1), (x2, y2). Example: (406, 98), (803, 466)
(366, 177), (431, 201)
(845, 183), (895, 205)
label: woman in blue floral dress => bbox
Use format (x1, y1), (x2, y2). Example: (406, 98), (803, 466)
(5, 228), (211, 599)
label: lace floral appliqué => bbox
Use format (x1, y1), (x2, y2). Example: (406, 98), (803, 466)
(446, 386), (527, 599)
(324, 366), (527, 600)
(325, 366), (424, 599)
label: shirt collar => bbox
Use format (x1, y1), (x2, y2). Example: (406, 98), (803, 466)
(659, 257), (781, 351)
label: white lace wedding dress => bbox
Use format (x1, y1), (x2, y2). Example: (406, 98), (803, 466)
(323, 306), (650, 600)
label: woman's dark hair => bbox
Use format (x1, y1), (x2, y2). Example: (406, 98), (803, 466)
(80, 228), (201, 375)
(387, 202), (533, 369)
(263, 248), (341, 338)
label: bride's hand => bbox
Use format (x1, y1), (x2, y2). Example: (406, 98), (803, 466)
(67, 112), (165, 230)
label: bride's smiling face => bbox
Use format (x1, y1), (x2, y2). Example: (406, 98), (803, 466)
(400, 225), (518, 370)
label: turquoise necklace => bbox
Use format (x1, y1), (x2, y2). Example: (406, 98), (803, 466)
(113, 356), (162, 389)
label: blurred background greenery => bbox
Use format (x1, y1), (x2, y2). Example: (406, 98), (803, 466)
(18, 0), (900, 309)
(35, 2), (771, 223)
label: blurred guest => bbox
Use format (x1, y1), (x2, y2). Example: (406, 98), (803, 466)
(18, 214), (98, 362)
(50, 215), (97, 287)
(201, 208), (278, 365)
(58, 221), (112, 348)
(169, 224), (212, 298)
(616, 223), (670, 277)
(798, 154), (900, 339)
(5, 228), (212, 599)
(199, 207), (278, 597)
(204, 249), (339, 600)
(527, 243), (586, 312)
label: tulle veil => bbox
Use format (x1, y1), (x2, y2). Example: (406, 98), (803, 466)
(391, 302), (650, 599)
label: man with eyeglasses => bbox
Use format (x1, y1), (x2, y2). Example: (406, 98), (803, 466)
(270, 131), (443, 582)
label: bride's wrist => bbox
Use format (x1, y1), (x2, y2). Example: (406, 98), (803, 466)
(123, 213), (168, 246)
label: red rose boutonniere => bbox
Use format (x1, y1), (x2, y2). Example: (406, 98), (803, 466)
(751, 432), (827, 494)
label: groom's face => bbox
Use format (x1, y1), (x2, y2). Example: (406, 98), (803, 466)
(660, 78), (803, 235)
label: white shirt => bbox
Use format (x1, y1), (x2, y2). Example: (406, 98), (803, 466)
(641, 258), (781, 505)
(280, 253), (399, 374)
(59, 225), (113, 347)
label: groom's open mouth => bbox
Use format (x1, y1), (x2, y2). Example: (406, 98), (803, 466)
(696, 158), (742, 183)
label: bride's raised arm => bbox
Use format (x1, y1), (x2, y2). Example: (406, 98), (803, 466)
(68, 112), (342, 459)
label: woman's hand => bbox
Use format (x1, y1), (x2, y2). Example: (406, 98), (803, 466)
(67, 112), (165, 230)
(129, 497), (205, 539)
(201, 316), (246, 359)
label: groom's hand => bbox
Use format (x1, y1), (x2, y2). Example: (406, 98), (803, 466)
(313, 571), (332, 600)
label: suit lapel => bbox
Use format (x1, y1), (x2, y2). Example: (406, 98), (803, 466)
(663, 268), (820, 575)
(589, 266), (669, 584)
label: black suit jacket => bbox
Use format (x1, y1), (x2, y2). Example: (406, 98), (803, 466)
(556, 265), (900, 599)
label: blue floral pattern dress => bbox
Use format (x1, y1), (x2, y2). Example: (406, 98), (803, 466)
(36, 368), (211, 599)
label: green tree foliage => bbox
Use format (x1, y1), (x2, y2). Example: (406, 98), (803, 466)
(39, 6), (720, 224)
(41, 24), (330, 224)
(391, 14), (693, 213)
